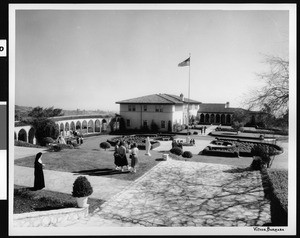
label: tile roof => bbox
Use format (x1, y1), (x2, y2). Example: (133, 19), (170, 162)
(116, 94), (201, 104)
(198, 103), (239, 113)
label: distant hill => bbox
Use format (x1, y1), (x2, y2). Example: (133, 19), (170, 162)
(15, 105), (117, 121)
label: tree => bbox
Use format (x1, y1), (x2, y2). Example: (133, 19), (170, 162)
(246, 55), (289, 117)
(150, 120), (159, 132)
(28, 106), (64, 118)
(231, 109), (250, 131)
(119, 117), (126, 132)
(32, 118), (59, 146)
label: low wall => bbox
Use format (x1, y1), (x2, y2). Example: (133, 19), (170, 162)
(13, 207), (88, 227)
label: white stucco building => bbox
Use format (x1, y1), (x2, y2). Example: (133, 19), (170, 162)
(116, 93), (201, 132)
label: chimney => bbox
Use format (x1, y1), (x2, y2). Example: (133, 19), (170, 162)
(180, 93), (184, 101)
(225, 102), (230, 108)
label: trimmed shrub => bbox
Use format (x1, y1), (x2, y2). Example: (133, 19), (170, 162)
(43, 137), (55, 144)
(170, 147), (183, 156)
(72, 176), (93, 198)
(100, 142), (111, 151)
(193, 131), (198, 135)
(32, 118), (59, 146)
(251, 144), (272, 167)
(182, 151), (193, 158)
(51, 143), (74, 152)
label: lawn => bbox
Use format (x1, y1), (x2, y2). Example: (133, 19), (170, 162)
(14, 185), (104, 214)
(15, 135), (165, 181)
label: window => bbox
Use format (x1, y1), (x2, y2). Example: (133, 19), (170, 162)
(155, 105), (163, 112)
(126, 119), (130, 127)
(161, 120), (166, 129)
(143, 105), (147, 111)
(128, 105), (136, 111)
(143, 120), (148, 127)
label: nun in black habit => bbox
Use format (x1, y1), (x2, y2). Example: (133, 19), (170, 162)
(34, 152), (45, 190)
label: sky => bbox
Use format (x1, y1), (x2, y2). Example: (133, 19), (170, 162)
(14, 5), (290, 112)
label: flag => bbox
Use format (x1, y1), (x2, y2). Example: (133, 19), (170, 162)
(178, 57), (190, 67)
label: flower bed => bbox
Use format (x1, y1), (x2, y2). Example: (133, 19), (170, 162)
(201, 146), (239, 157)
(107, 135), (160, 150)
(202, 138), (283, 157)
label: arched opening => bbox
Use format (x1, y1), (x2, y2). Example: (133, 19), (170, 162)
(70, 121), (75, 131)
(76, 121), (81, 130)
(60, 123), (64, 133)
(18, 129), (27, 142)
(102, 119), (107, 131)
(221, 114), (226, 125)
(82, 120), (88, 134)
(95, 119), (101, 132)
(200, 114), (205, 123)
(210, 114), (215, 124)
(65, 122), (70, 136)
(28, 127), (35, 144)
(88, 120), (94, 133)
(205, 114), (210, 123)
(226, 114), (231, 124)
(216, 114), (221, 124)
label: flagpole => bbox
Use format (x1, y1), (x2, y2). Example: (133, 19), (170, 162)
(187, 53), (191, 134)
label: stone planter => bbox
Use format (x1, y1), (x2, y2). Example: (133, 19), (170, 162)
(76, 196), (89, 208)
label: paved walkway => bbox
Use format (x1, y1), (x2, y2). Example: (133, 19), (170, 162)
(52, 159), (270, 227)
(14, 165), (130, 201)
(13, 132), (274, 227)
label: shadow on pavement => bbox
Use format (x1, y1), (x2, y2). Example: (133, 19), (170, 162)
(73, 168), (130, 176)
(223, 167), (252, 173)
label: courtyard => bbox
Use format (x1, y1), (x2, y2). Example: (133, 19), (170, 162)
(13, 132), (288, 228)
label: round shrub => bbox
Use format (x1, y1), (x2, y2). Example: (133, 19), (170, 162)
(51, 143), (74, 152)
(72, 176), (93, 198)
(193, 131), (198, 135)
(182, 151), (193, 158)
(43, 137), (55, 144)
(100, 141), (111, 150)
(250, 157), (263, 170)
(170, 147), (183, 156)
(251, 144), (271, 167)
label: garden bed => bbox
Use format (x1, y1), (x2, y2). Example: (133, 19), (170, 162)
(107, 135), (160, 150)
(14, 185), (104, 214)
(201, 138), (283, 158)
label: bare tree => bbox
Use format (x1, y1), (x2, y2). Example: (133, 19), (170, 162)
(246, 55), (289, 117)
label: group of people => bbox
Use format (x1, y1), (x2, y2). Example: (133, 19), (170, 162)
(32, 139), (139, 191)
(199, 126), (207, 135)
(113, 140), (139, 173)
(171, 140), (183, 149)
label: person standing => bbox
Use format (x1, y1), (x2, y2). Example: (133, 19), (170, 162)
(118, 141), (129, 172)
(129, 143), (139, 173)
(114, 140), (121, 170)
(34, 152), (45, 190)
